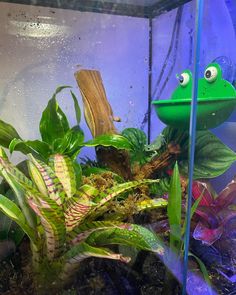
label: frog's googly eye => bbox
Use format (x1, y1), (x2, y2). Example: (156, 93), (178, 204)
(178, 73), (190, 87)
(204, 66), (218, 83)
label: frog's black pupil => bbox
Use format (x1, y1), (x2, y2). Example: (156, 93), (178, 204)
(179, 75), (184, 83)
(205, 70), (211, 78)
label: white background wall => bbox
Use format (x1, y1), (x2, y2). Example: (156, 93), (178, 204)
(0, 2), (149, 162)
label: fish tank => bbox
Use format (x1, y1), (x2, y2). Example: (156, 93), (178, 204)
(0, 0), (236, 294)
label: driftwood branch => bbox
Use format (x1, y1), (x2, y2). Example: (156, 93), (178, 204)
(74, 69), (132, 179)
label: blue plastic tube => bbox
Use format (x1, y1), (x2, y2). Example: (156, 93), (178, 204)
(182, 1), (204, 294)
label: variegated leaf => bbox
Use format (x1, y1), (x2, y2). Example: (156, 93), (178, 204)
(67, 220), (129, 244)
(0, 150), (35, 189)
(24, 185), (66, 260)
(135, 198), (168, 212)
(60, 242), (130, 282)
(94, 179), (159, 206)
(28, 154), (66, 206)
(86, 179), (160, 220)
(86, 223), (164, 255)
(28, 160), (48, 197)
(64, 185), (98, 231)
(49, 154), (76, 198)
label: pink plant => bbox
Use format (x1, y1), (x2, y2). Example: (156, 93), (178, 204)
(192, 178), (236, 245)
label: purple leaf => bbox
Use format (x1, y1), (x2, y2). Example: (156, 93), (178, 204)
(193, 222), (224, 245)
(192, 181), (214, 206)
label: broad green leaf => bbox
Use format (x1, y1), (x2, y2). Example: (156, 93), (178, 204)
(121, 128), (148, 165)
(0, 194), (36, 243)
(49, 154), (76, 198)
(167, 162), (182, 250)
(63, 126), (84, 158)
(64, 185), (98, 231)
(52, 126), (84, 159)
(9, 139), (51, 160)
(0, 119), (21, 148)
(163, 127), (236, 179)
(86, 224), (164, 255)
(29, 155), (66, 206)
(84, 134), (133, 150)
(39, 86), (71, 145)
(70, 91), (81, 124)
(191, 131), (236, 179)
(60, 242), (130, 281)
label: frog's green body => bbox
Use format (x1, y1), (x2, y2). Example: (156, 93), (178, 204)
(144, 133), (166, 152)
(153, 63), (236, 129)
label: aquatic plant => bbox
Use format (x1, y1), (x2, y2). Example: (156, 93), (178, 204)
(192, 178), (236, 245)
(0, 148), (165, 293)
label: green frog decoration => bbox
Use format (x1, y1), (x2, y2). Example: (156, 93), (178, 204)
(152, 63), (236, 130)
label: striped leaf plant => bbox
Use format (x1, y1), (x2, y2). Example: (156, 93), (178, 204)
(0, 148), (165, 293)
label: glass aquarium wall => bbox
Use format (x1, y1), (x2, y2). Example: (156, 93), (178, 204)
(0, 0), (236, 294)
(151, 0), (236, 294)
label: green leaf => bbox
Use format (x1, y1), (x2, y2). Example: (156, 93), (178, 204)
(0, 152), (37, 229)
(65, 185), (98, 231)
(70, 91), (81, 124)
(84, 134), (133, 150)
(86, 224), (164, 255)
(188, 252), (212, 288)
(0, 189), (24, 245)
(167, 162), (182, 250)
(0, 119), (21, 148)
(52, 126), (84, 159)
(135, 198), (168, 212)
(73, 161), (82, 188)
(190, 131), (236, 179)
(28, 160), (49, 197)
(24, 185), (65, 260)
(39, 86), (71, 145)
(121, 128), (148, 165)
(94, 179), (159, 205)
(0, 190), (14, 240)
(9, 138), (51, 160)
(182, 193), (203, 236)
(49, 154), (76, 198)
(67, 220), (128, 244)
(29, 154), (66, 206)
(0, 194), (36, 243)
(60, 242), (130, 282)
(163, 127), (236, 179)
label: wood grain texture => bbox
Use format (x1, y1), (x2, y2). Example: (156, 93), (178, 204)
(75, 70), (117, 137)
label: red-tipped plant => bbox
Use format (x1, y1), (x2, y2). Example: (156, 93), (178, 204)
(192, 178), (236, 245)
